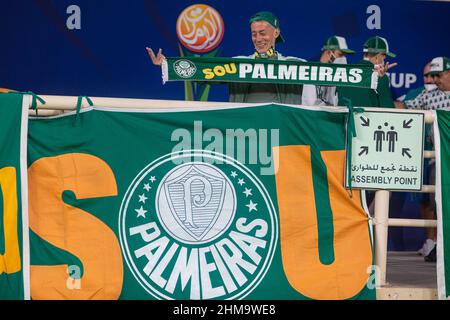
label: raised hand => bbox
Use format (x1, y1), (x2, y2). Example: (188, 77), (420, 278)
(373, 61), (398, 77)
(146, 47), (166, 66)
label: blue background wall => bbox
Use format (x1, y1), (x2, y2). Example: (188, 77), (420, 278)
(2, 0), (450, 101)
(2, 0), (449, 250)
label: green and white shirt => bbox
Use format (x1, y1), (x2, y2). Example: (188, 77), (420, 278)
(405, 88), (450, 110)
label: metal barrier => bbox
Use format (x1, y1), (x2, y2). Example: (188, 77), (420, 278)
(28, 94), (437, 292)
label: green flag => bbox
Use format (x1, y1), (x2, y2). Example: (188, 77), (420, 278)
(162, 56), (379, 89)
(435, 110), (450, 300)
(0, 93), (30, 300)
(27, 102), (374, 300)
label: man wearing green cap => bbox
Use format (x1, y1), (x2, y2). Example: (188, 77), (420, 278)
(398, 56), (450, 110)
(315, 36), (355, 106)
(336, 36), (397, 108)
(320, 35), (355, 65)
(396, 56), (450, 262)
(147, 11), (316, 105)
(229, 11), (316, 105)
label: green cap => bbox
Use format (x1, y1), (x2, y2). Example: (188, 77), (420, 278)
(429, 56), (450, 75)
(249, 11), (284, 43)
(322, 36), (355, 54)
(363, 36), (396, 58)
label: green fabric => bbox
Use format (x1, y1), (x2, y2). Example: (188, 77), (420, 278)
(163, 56), (378, 89)
(437, 110), (450, 299)
(0, 93), (26, 300)
(337, 60), (394, 108)
(340, 97), (365, 192)
(178, 45), (222, 101)
(229, 82), (303, 104)
(228, 54), (303, 104)
(27, 102), (374, 300)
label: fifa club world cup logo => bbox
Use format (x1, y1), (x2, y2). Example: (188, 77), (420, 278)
(176, 4), (224, 53)
(119, 151), (278, 300)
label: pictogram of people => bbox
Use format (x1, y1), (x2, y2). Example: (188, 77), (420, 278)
(373, 123), (399, 153)
(374, 125), (385, 152)
(387, 126), (398, 152)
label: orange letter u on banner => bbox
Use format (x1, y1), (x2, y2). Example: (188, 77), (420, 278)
(275, 146), (372, 300)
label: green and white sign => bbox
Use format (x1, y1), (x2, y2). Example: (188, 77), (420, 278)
(346, 111), (424, 191)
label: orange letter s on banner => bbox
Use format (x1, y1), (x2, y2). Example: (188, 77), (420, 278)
(28, 153), (123, 300)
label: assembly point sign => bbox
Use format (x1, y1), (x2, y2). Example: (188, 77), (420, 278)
(346, 111), (424, 191)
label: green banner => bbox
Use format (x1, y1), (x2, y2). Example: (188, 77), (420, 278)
(26, 102), (375, 300)
(0, 93), (29, 300)
(435, 110), (450, 300)
(162, 56), (379, 89)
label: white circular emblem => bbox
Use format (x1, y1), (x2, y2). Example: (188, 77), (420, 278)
(176, 4), (225, 53)
(119, 150), (278, 300)
(173, 59), (197, 78)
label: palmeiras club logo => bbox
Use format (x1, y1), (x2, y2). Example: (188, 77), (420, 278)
(119, 150), (278, 300)
(173, 59), (197, 78)
(176, 4), (224, 53)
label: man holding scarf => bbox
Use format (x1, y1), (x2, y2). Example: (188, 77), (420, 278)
(147, 11), (316, 105)
(228, 11), (316, 105)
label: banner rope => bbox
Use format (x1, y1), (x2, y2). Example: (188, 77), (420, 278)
(2, 91), (47, 116)
(75, 96), (94, 121)
(23, 91), (46, 110)
(342, 97), (365, 196)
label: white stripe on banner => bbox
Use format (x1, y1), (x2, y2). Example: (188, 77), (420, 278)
(21, 94), (31, 300)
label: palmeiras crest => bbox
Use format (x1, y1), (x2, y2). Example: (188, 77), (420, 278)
(118, 150), (279, 300)
(157, 163), (236, 244)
